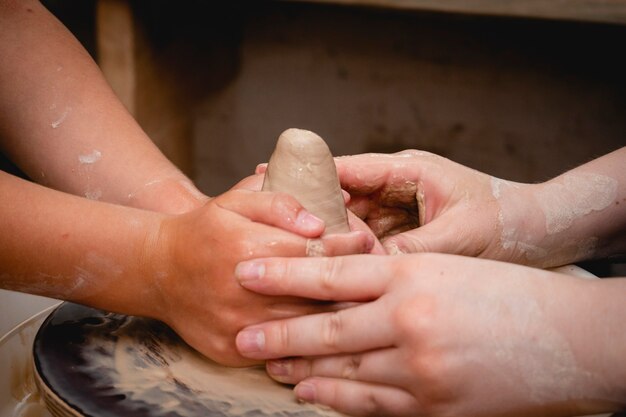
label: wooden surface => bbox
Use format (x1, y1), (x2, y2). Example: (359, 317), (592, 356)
(95, 0), (194, 176)
(279, 0), (626, 25)
(96, 0), (135, 115)
(89, 0), (626, 193)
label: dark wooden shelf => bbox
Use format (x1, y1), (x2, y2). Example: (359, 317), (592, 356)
(280, 0), (626, 25)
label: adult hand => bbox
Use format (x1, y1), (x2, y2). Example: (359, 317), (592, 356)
(333, 151), (536, 263)
(333, 148), (626, 268)
(234, 254), (626, 416)
(151, 183), (375, 366)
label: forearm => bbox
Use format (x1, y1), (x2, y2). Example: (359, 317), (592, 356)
(563, 276), (626, 412)
(498, 147), (626, 267)
(0, 0), (204, 214)
(0, 170), (165, 318)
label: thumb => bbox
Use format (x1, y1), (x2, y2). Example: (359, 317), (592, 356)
(382, 216), (468, 256)
(347, 211), (386, 254)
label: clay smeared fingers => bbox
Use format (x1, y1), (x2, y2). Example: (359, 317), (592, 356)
(216, 189), (325, 237)
(235, 302), (393, 360)
(235, 223), (374, 262)
(311, 231), (375, 257)
(293, 377), (420, 417)
(360, 207), (419, 240)
(266, 348), (409, 388)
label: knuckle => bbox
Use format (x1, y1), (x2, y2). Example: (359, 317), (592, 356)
(270, 193), (299, 220)
(322, 311), (343, 349)
(341, 354), (362, 380)
(409, 356), (453, 413)
(276, 320), (291, 352)
(362, 391), (386, 416)
(402, 234), (430, 253)
(306, 238), (325, 257)
(295, 358), (314, 380)
(319, 257), (343, 293)
(391, 296), (437, 340)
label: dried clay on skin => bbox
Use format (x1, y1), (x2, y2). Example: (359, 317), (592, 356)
(77, 150), (102, 200)
(50, 106), (71, 129)
(536, 173), (618, 235)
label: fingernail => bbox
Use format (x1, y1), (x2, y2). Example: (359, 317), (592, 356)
(296, 210), (324, 231)
(267, 359), (292, 377)
(235, 261), (265, 283)
(364, 233), (375, 252)
(295, 382), (316, 403)
(237, 329), (265, 353)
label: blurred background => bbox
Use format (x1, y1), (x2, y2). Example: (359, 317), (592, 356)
(2, 1), (625, 315)
(39, 0), (626, 190)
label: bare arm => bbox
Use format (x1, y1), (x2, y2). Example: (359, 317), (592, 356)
(0, 0), (203, 214)
(497, 146), (626, 266)
(333, 146), (626, 267)
(0, 169), (374, 365)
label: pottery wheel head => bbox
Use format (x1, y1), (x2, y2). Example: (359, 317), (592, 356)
(33, 303), (345, 417)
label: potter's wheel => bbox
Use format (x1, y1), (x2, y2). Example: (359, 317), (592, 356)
(32, 303), (344, 417)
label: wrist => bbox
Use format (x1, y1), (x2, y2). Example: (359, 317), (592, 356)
(490, 180), (550, 266)
(133, 213), (174, 321)
(126, 177), (208, 215)
(528, 170), (620, 266)
(494, 179), (600, 268)
(73, 208), (171, 320)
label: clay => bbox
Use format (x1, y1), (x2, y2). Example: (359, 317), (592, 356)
(262, 129), (350, 235)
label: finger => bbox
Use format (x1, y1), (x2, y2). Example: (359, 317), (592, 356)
(310, 231), (375, 257)
(217, 189), (325, 238)
(267, 348), (410, 388)
(235, 255), (392, 300)
(232, 174), (264, 191)
(295, 377), (419, 417)
(365, 207), (420, 239)
(335, 153), (424, 194)
(255, 163), (268, 175)
(236, 301), (393, 359)
(346, 195), (371, 219)
(341, 189), (351, 204)
(382, 209), (472, 255)
(347, 212), (386, 254)
(335, 154), (396, 194)
(235, 221), (374, 262)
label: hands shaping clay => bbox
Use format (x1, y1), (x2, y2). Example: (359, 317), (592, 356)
(262, 129), (350, 235)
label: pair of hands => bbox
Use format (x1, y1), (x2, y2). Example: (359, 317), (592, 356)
(146, 151), (528, 365)
(232, 151), (623, 416)
(150, 149), (625, 416)
(152, 150), (504, 366)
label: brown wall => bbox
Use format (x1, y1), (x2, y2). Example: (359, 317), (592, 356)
(49, 1), (626, 195)
(126, 2), (626, 194)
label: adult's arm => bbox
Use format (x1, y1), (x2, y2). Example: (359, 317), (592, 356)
(0, 0), (202, 214)
(235, 253), (626, 416)
(330, 147), (626, 268)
